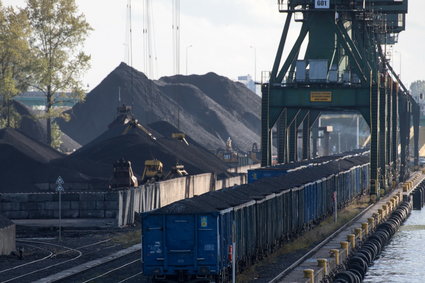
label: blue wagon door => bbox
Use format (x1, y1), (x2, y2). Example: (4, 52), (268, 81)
(143, 215), (166, 275)
(196, 215), (218, 269)
(166, 215), (196, 267)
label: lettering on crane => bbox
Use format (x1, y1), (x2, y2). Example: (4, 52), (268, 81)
(315, 0), (330, 9)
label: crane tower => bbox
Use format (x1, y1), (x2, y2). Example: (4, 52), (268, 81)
(262, 0), (419, 200)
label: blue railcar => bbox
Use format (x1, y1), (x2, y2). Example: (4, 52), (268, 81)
(247, 168), (290, 184)
(247, 150), (368, 184)
(142, 202), (235, 282)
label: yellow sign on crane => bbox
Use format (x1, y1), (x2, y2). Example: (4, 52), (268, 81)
(310, 91), (332, 102)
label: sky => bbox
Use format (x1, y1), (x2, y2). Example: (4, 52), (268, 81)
(2, 0), (425, 93)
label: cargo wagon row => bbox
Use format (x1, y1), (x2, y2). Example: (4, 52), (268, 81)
(142, 153), (369, 282)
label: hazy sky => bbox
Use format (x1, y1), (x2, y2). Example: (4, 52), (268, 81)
(3, 0), (424, 92)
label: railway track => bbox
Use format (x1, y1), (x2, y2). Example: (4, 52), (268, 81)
(0, 243), (54, 275)
(60, 250), (144, 283)
(0, 238), (115, 283)
(268, 203), (374, 283)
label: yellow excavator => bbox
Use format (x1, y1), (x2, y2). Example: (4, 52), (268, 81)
(165, 163), (189, 179)
(141, 160), (189, 183)
(141, 160), (165, 183)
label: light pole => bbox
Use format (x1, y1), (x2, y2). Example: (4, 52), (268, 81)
(249, 45), (257, 83)
(186, 45), (192, 75)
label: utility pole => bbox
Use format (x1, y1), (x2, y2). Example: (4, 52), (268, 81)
(186, 45), (192, 75)
(172, 0), (180, 74)
(249, 45), (257, 83)
(142, 0), (156, 78)
(56, 176), (65, 241)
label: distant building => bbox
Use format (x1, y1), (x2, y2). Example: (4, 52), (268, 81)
(237, 75), (256, 94)
(14, 91), (78, 109)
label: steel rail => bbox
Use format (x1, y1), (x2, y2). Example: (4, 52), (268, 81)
(0, 244), (54, 274)
(1, 240), (82, 283)
(269, 203), (374, 283)
(54, 238), (112, 257)
(117, 271), (144, 283)
(81, 258), (141, 283)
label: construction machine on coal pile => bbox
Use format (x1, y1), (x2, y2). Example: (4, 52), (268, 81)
(110, 158), (139, 189)
(108, 104), (133, 129)
(141, 160), (165, 183)
(165, 163), (189, 179)
(172, 132), (189, 146)
(141, 160), (189, 184)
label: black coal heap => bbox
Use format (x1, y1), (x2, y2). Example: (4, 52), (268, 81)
(58, 62), (261, 151)
(68, 117), (231, 178)
(0, 128), (108, 193)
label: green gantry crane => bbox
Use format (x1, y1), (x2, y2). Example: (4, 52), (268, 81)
(262, 0), (420, 200)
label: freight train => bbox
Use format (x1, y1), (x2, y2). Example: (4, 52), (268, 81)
(141, 152), (369, 282)
(248, 149), (368, 183)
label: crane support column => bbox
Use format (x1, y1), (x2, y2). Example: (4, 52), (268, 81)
(288, 120), (298, 162)
(302, 113), (310, 160)
(370, 84), (380, 199)
(277, 110), (287, 164)
(309, 112), (320, 159)
(379, 75), (388, 192)
(391, 82), (399, 185)
(399, 94), (409, 181)
(261, 84), (271, 167)
(413, 101), (420, 168)
(386, 78), (393, 188)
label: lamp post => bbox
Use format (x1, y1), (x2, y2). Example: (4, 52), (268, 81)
(186, 44), (192, 75)
(249, 45), (257, 82)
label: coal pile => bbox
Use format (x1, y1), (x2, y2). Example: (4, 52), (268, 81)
(68, 118), (231, 178)
(58, 62), (261, 152)
(0, 128), (108, 193)
(9, 100), (81, 153)
(0, 214), (13, 228)
(159, 72), (260, 136)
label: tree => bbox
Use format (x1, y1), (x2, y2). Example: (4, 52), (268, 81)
(0, 2), (32, 128)
(0, 70), (21, 128)
(26, 0), (92, 145)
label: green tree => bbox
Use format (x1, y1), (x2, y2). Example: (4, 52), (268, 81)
(0, 2), (31, 128)
(0, 70), (21, 128)
(26, 0), (92, 146)
(50, 121), (62, 149)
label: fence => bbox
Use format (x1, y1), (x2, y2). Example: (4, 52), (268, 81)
(0, 172), (247, 227)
